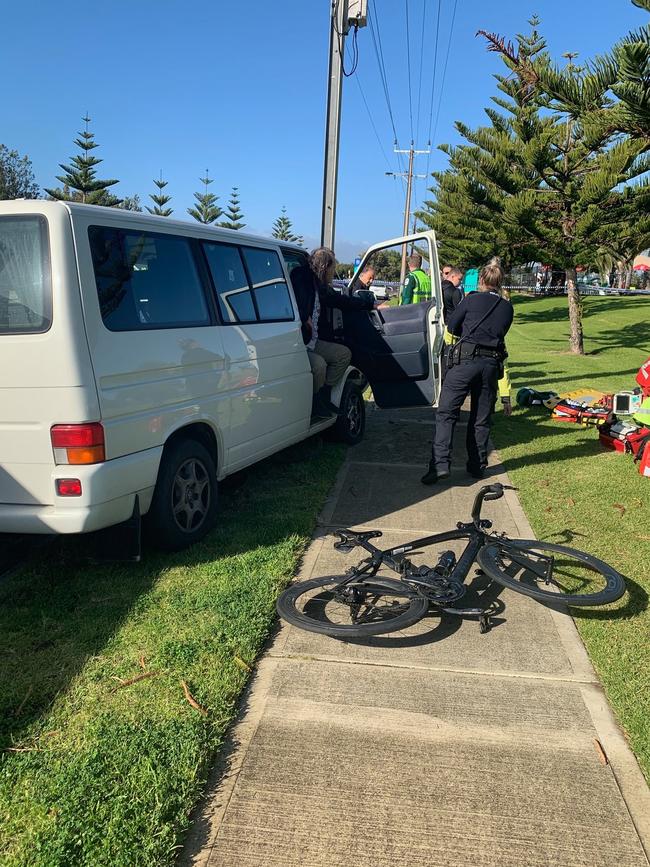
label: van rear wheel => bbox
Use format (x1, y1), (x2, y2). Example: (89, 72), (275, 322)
(147, 438), (218, 551)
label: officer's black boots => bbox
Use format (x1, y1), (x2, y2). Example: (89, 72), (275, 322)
(466, 462), (485, 479)
(420, 463), (450, 485)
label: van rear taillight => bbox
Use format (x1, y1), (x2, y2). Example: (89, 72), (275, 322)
(50, 423), (105, 465)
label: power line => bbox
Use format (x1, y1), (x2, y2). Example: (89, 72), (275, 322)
(415, 0), (428, 147)
(412, 0), (441, 218)
(425, 0), (443, 147)
(405, 0), (414, 144)
(349, 64), (393, 171)
(431, 0), (460, 147)
(367, 0), (407, 183)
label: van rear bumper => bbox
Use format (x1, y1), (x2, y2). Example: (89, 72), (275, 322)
(0, 447), (162, 534)
(0, 494), (142, 534)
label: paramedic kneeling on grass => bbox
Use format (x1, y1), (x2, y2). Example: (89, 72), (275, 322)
(422, 258), (513, 485)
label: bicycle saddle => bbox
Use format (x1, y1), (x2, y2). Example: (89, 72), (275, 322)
(333, 529), (383, 552)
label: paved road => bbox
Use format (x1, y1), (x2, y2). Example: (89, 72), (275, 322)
(182, 404), (650, 867)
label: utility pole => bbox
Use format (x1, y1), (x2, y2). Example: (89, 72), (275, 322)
(321, 0), (367, 250)
(386, 143), (429, 286)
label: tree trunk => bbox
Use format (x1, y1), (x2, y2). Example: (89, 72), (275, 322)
(624, 267), (632, 290)
(566, 266), (584, 354)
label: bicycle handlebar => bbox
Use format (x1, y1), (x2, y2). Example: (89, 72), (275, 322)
(471, 483), (517, 523)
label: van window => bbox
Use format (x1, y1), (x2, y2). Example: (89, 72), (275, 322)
(202, 243), (256, 324)
(281, 248), (309, 275)
(203, 242), (295, 324)
(88, 226), (210, 331)
(241, 247), (294, 321)
(0, 215), (52, 334)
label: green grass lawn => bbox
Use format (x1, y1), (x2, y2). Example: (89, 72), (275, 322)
(0, 439), (344, 866)
(491, 293), (650, 781)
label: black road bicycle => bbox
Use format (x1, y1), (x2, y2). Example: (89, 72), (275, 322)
(276, 483), (626, 639)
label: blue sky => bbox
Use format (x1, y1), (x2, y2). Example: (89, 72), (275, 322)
(2, 0), (646, 260)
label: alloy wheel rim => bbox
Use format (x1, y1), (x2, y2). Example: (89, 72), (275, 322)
(171, 458), (211, 533)
(347, 393), (361, 436)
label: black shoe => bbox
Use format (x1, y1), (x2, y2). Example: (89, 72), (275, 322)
(311, 393), (335, 420)
(421, 466), (450, 486)
(466, 463), (485, 479)
(319, 385), (340, 415)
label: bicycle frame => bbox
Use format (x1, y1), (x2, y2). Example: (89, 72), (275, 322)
(331, 485), (525, 631)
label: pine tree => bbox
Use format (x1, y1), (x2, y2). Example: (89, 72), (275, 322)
(45, 115), (121, 206)
(146, 172), (173, 217)
(271, 206), (303, 243)
(474, 25), (650, 354)
(218, 187), (245, 230)
(418, 19), (547, 271)
(187, 171), (222, 224)
(118, 194), (143, 212)
(431, 19), (649, 353)
(0, 145), (40, 199)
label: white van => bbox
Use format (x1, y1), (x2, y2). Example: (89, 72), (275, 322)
(0, 201), (444, 551)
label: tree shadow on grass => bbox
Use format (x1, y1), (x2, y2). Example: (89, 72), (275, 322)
(513, 297), (650, 326)
(0, 436), (347, 753)
(506, 367), (641, 390)
(585, 320), (650, 355)
(0, 540), (163, 752)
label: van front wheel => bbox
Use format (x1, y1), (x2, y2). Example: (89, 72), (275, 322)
(329, 382), (366, 445)
(147, 439), (218, 551)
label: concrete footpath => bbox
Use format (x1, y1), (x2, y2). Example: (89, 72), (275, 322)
(182, 405), (650, 867)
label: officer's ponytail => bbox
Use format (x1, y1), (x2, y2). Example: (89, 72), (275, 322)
(479, 257), (504, 291)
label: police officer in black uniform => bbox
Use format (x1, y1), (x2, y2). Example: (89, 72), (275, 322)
(422, 258), (513, 485)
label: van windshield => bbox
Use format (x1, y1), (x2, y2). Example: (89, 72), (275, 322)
(0, 215), (52, 334)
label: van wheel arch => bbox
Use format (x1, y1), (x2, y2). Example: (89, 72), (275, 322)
(163, 422), (220, 473)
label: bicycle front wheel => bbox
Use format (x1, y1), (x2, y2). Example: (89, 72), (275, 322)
(477, 540), (626, 607)
(277, 575), (429, 638)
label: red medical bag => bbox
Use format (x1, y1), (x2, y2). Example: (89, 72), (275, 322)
(635, 436), (650, 477)
(599, 422), (650, 455)
(636, 357), (650, 397)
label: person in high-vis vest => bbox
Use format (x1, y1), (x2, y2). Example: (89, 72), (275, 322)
(400, 253), (431, 305)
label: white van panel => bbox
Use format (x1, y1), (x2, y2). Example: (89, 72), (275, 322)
(0, 203), (100, 507)
(71, 210), (312, 476)
(220, 321), (312, 468)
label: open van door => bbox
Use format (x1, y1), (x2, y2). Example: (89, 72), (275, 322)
(339, 230), (445, 409)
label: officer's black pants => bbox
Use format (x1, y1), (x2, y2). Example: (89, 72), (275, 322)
(432, 357), (499, 472)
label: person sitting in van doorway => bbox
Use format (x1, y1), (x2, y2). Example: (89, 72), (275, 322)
(291, 247), (375, 416)
(400, 253), (431, 305)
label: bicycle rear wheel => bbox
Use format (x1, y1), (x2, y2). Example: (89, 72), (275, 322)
(477, 540), (626, 607)
(277, 575), (429, 638)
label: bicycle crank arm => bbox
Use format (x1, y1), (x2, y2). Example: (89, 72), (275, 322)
(441, 606), (484, 617)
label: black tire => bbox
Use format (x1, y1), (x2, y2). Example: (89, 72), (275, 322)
(477, 540), (626, 607)
(146, 438), (218, 551)
(329, 382), (365, 445)
(277, 575), (429, 638)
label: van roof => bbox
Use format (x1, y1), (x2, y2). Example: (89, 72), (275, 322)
(0, 199), (308, 253)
